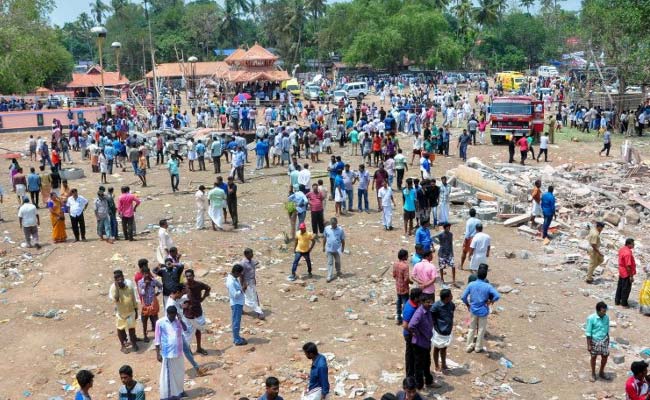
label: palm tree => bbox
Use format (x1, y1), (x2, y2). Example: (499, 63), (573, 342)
(520, 0), (534, 13)
(474, 0), (499, 27)
(453, 0), (473, 35)
(89, 0), (112, 24)
(305, 0), (326, 19)
(227, 0), (252, 14)
(220, 0), (243, 46)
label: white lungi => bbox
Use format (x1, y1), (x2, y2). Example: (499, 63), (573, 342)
(531, 201), (542, 217)
(382, 205), (393, 227)
(469, 252), (487, 271)
(438, 202), (450, 223)
(208, 205), (223, 228)
(244, 283), (263, 314)
(160, 356), (184, 400)
(196, 207), (206, 229)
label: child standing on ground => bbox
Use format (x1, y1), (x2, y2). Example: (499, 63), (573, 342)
(431, 289), (455, 372)
(393, 249), (410, 324)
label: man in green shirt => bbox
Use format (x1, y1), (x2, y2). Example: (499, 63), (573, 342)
(207, 181), (227, 230)
(585, 301), (610, 382)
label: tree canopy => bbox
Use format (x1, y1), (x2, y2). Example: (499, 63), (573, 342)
(0, 0), (649, 94)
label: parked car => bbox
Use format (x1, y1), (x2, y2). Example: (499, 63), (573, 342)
(332, 90), (347, 103)
(342, 81), (368, 99)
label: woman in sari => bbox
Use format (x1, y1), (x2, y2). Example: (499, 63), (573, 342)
(640, 266), (650, 316)
(47, 192), (67, 243)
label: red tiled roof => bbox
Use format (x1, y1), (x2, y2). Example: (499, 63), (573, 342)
(67, 66), (129, 88)
(224, 48), (247, 65)
(241, 44), (278, 62)
(226, 69), (290, 83)
(145, 61), (229, 78)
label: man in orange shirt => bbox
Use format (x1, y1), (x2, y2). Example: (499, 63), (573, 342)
(393, 249), (410, 324)
(530, 179), (542, 226)
(615, 238), (636, 307)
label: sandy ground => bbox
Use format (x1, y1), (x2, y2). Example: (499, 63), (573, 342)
(0, 95), (649, 400)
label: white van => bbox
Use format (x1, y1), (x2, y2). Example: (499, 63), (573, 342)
(537, 65), (559, 78)
(342, 82), (368, 99)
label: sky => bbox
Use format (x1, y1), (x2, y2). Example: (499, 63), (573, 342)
(50, 0), (582, 24)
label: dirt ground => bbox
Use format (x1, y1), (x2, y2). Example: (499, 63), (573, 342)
(1, 95), (649, 400)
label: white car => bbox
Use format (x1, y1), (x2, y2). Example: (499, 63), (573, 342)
(332, 90), (347, 103)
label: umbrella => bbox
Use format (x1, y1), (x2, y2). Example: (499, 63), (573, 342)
(233, 93), (251, 102)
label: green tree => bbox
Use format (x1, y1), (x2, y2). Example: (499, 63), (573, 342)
(519, 0), (534, 14)
(474, 0), (499, 27)
(0, 0), (74, 93)
(89, 0), (112, 24)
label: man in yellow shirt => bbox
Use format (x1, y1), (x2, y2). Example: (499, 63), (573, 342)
(288, 222), (316, 281)
(109, 269), (139, 353)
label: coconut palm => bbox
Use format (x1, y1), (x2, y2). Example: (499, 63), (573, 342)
(520, 0), (535, 13)
(453, 0), (473, 35)
(474, 0), (499, 27)
(89, 0), (112, 24)
(305, 0), (326, 19)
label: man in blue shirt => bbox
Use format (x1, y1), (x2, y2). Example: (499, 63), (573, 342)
(26, 167), (41, 207)
(402, 178), (417, 236)
(195, 140), (206, 171)
(461, 264), (500, 353)
(541, 185), (556, 243)
(401, 288), (422, 378)
(233, 146), (246, 183)
(414, 219), (432, 252)
(323, 217), (345, 282)
(302, 342), (329, 399)
(211, 135), (223, 173)
(460, 208), (481, 269)
(258, 376), (283, 400)
(255, 138), (268, 170)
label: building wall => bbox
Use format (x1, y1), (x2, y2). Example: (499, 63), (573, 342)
(0, 107), (103, 132)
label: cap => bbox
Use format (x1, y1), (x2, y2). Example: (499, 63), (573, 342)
(299, 222), (306, 229)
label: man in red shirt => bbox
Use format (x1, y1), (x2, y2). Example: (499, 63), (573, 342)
(625, 360), (648, 400)
(616, 238), (636, 307)
(117, 186), (141, 241)
(516, 136), (528, 165)
(306, 183), (325, 237)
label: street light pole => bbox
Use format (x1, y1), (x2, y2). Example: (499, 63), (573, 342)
(188, 56), (198, 101)
(91, 26), (107, 105)
(111, 41), (122, 75)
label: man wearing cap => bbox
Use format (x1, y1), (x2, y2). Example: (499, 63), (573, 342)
(155, 305), (185, 400)
(585, 222), (605, 284)
(288, 222), (316, 281)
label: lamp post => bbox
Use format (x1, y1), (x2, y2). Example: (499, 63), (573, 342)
(91, 26), (107, 104)
(111, 41), (122, 75)
(188, 56), (198, 100)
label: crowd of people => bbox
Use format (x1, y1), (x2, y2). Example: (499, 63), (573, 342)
(3, 73), (650, 400)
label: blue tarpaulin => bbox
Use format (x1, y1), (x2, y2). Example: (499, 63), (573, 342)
(213, 49), (237, 56)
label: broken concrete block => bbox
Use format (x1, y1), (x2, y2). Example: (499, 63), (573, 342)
(477, 192), (497, 202)
(612, 354), (625, 364)
(504, 214), (530, 227)
(497, 285), (513, 293)
(625, 209), (640, 225)
(603, 211), (621, 226)
(564, 254), (581, 263)
(517, 225), (538, 236)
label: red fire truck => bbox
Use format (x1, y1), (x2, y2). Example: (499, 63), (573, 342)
(489, 96), (544, 144)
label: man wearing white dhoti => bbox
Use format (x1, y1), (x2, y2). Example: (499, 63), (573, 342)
(240, 248), (265, 320)
(207, 181), (226, 231)
(437, 176), (451, 225)
(155, 306), (185, 400)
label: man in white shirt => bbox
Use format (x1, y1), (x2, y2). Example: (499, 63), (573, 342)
(157, 219), (174, 263)
(537, 132), (550, 162)
(298, 163), (311, 190)
(195, 185), (208, 230)
(66, 188), (88, 241)
(378, 181), (395, 230)
(18, 197), (40, 249)
(468, 224), (491, 271)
